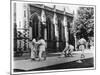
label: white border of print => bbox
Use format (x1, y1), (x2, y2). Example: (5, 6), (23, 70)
(11, 0), (96, 75)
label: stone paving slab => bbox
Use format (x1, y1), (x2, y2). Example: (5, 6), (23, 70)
(14, 51), (94, 70)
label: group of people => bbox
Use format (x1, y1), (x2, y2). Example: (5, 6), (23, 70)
(30, 37), (46, 61)
(61, 38), (87, 58)
(30, 37), (87, 61)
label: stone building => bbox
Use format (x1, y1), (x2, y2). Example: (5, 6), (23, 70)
(13, 2), (74, 53)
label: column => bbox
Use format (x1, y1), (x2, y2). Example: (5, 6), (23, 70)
(63, 8), (68, 46)
(64, 25), (68, 44)
(53, 5), (59, 51)
(41, 5), (47, 47)
(73, 10), (78, 51)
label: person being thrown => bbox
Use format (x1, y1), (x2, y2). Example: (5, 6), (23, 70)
(61, 43), (74, 57)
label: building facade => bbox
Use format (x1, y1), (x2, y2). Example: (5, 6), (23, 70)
(13, 2), (74, 54)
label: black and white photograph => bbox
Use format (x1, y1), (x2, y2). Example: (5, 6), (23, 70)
(11, 0), (95, 74)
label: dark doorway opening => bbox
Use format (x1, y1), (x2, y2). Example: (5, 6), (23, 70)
(31, 15), (39, 39)
(46, 17), (56, 52)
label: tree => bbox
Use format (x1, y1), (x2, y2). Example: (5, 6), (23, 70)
(74, 7), (94, 41)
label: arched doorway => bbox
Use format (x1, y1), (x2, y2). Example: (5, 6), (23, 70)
(30, 13), (40, 40)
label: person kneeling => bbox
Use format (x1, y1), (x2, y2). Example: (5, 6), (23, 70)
(61, 44), (74, 57)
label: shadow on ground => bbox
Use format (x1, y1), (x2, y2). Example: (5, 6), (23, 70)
(14, 58), (94, 72)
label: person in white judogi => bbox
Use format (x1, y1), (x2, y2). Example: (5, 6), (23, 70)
(61, 43), (74, 57)
(36, 37), (46, 60)
(61, 43), (68, 56)
(78, 38), (86, 58)
(30, 39), (37, 60)
(68, 44), (74, 56)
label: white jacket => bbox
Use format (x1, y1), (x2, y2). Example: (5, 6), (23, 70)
(37, 39), (46, 51)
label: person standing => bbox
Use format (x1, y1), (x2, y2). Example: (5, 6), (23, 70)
(30, 38), (37, 60)
(36, 37), (46, 61)
(78, 38), (86, 58)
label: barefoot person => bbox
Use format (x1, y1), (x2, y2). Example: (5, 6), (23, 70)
(67, 44), (74, 57)
(61, 43), (74, 57)
(61, 43), (69, 57)
(36, 37), (46, 61)
(78, 38), (86, 58)
(30, 38), (37, 60)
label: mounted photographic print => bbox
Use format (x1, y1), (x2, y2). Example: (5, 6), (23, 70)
(11, 0), (96, 74)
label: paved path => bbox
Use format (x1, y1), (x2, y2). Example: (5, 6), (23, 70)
(14, 49), (94, 71)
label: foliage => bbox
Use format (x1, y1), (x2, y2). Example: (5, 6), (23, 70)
(74, 7), (94, 40)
